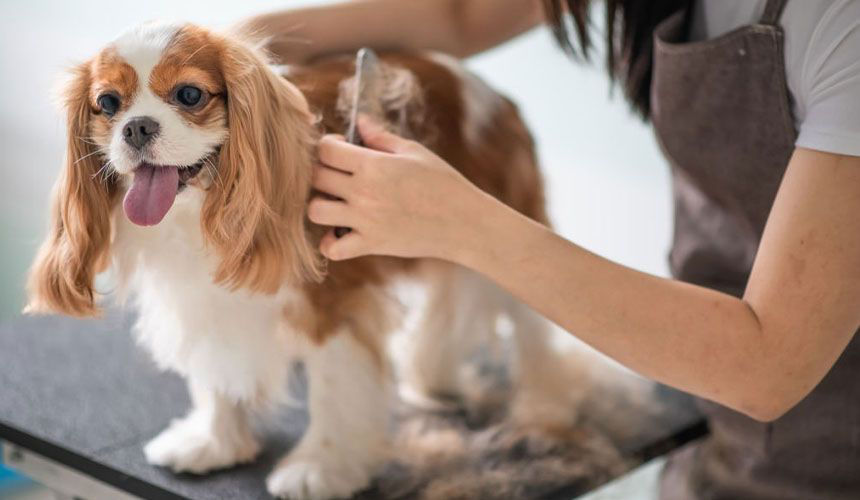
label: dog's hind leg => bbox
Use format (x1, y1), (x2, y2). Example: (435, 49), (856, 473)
(505, 296), (590, 429)
(399, 261), (588, 427)
(395, 262), (503, 409)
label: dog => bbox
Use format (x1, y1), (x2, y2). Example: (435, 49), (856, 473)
(25, 21), (586, 499)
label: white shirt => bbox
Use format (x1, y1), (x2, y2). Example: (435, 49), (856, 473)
(692, 0), (860, 157)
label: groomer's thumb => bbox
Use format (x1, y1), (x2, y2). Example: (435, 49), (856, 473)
(358, 115), (412, 154)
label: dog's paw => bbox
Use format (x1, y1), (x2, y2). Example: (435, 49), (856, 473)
(266, 449), (376, 500)
(144, 417), (260, 474)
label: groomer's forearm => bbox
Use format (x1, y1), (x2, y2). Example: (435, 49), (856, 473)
(452, 194), (784, 420)
(241, 0), (543, 63)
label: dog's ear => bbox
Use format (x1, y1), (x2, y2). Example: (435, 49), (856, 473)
(26, 62), (118, 317)
(201, 38), (323, 293)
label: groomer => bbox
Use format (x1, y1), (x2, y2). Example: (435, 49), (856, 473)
(246, 1), (860, 498)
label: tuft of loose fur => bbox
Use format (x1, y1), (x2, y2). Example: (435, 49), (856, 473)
(335, 60), (427, 141)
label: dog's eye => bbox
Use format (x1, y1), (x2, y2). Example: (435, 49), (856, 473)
(176, 86), (203, 107)
(97, 93), (120, 117)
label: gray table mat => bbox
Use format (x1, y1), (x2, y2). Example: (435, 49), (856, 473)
(0, 310), (701, 500)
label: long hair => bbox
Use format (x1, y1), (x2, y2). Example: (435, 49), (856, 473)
(542, 0), (692, 119)
(26, 61), (120, 317)
(201, 35), (324, 293)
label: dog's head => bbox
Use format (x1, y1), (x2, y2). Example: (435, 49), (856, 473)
(26, 21), (323, 317)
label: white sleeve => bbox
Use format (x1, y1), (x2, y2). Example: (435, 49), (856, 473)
(794, 0), (860, 157)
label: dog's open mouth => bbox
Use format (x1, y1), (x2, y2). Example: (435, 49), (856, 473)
(178, 161), (205, 189)
(122, 156), (210, 227)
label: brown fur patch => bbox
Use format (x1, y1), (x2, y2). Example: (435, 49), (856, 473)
(89, 47), (139, 111)
(149, 26), (227, 128)
(26, 61), (120, 317)
(197, 31), (324, 294)
(88, 48), (138, 146)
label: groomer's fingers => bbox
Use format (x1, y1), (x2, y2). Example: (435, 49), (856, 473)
(357, 115), (415, 154)
(307, 197), (354, 227)
(318, 134), (379, 172)
(312, 164), (352, 199)
(319, 229), (368, 261)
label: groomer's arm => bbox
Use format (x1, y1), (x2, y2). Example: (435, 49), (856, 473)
(453, 148), (860, 423)
(239, 0), (544, 63)
(310, 119), (860, 423)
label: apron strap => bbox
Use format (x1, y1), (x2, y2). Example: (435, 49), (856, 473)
(759, 0), (788, 25)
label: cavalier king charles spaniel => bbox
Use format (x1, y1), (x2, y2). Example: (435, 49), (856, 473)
(26, 21), (585, 500)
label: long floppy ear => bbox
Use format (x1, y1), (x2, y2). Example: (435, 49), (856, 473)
(202, 38), (323, 293)
(25, 62), (118, 317)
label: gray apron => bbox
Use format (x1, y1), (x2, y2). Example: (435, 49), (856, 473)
(651, 0), (860, 498)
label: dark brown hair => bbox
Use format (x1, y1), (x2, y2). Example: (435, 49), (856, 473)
(542, 0), (692, 119)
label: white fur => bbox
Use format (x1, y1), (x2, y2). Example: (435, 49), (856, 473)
(114, 191), (295, 403)
(267, 332), (390, 499)
(395, 262), (587, 427)
(114, 20), (182, 69)
(505, 295), (589, 427)
(143, 378), (260, 473)
(113, 191), (391, 498)
(394, 262), (502, 408)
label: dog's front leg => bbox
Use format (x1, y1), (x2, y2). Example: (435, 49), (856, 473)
(267, 332), (390, 500)
(144, 379), (260, 474)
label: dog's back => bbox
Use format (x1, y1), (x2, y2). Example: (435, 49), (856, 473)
(284, 53), (556, 355)
(288, 52), (549, 227)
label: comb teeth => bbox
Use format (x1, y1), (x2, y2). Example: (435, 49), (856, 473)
(337, 48), (382, 239)
(346, 48), (382, 145)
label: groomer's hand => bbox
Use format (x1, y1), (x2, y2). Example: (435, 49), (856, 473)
(310, 116), (492, 261)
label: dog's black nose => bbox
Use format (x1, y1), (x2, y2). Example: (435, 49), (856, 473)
(123, 116), (160, 150)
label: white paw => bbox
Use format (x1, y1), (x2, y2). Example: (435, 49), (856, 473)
(266, 448), (378, 500)
(144, 417), (260, 474)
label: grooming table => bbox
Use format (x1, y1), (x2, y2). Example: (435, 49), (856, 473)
(0, 311), (704, 500)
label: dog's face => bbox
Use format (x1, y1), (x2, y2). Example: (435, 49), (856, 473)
(25, 22), (323, 317)
(90, 22), (228, 226)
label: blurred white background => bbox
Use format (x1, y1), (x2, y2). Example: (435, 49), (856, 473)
(0, 0), (671, 321)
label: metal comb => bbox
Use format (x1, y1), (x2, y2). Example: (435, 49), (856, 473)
(335, 48), (381, 238)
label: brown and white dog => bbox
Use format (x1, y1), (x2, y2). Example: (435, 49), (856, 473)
(26, 21), (584, 499)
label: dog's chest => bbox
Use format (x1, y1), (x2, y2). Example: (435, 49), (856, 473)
(115, 191), (218, 290)
(113, 193), (302, 395)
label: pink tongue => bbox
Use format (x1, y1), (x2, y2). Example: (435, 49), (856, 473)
(123, 164), (180, 226)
